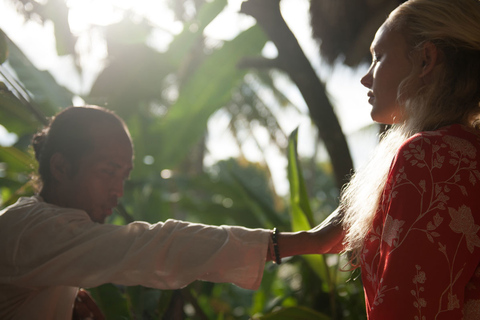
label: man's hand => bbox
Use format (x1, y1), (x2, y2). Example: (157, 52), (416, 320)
(270, 208), (345, 261)
(72, 289), (105, 320)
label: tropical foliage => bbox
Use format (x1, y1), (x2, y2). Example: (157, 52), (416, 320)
(0, 0), (366, 318)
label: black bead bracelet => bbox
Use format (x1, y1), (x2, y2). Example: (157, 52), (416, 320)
(272, 227), (281, 265)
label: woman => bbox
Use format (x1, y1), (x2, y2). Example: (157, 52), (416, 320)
(312, 0), (480, 318)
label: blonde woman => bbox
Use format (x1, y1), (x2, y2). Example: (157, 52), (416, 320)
(304, 0), (480, 318)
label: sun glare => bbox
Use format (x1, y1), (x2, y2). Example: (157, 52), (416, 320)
(67, 0), (182, 35)
(67, 0), (123, 32)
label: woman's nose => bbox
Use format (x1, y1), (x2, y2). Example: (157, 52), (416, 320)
(361, 68), (373, 89)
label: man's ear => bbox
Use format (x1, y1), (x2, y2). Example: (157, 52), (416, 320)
(419, 41), (439, 79)
(50, 152), (72, 182)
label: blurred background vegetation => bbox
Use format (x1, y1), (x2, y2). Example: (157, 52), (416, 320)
(0, 0), (404, 318)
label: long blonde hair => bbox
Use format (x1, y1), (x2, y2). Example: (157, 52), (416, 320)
(340, 0), (480, 260)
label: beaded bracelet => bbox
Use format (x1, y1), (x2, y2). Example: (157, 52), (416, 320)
(271, 228), (281, 265)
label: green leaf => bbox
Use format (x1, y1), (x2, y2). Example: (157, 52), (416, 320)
(197, 0), (228, 30)
(0, 179), (36, 208)
(255, 306), (330, 320)
(286, 128), (332, 292)
(0, 146), (36, 208)
(88, 284), (131, 320)
(157, 25), (267, 168)
(229, 168), (285, 227)
(156, 290), (175, 317)
(287, 128), (314, 229)
(125, 286), (162, 319)
(0, 82), (39, 135)
(166, 0), (228, 68)
(5, 36), (72, 116)
(0, 29), (8, 64)
(0, 146), (35, 173)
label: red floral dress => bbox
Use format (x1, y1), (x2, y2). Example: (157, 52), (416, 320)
(361, 124), (480, 320)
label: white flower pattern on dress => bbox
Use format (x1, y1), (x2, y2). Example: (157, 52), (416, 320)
(382, 215), (405, 247)
(360, 125), (480, 320)
(448, 205), (480, 253)
(465, 299), (480, 319)
(412, 265), (427, 320)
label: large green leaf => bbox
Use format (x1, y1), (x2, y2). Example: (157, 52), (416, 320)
(0, 146), (35, 173)
(88, 0), (228, 118)
(286, 128), (332, 292)
(229, 167), (285, 227)
(166, 0), (228, 68)
(5, 35), (72, 115)
(287, 128), (314, 228)
(0, 82), (39, 135)
(0, 180), (36, 208)
(0, 146), (36, 208)
(0, 29), (7, 64)
(87, 39), (171, 117)
(157, 25), (267, 168)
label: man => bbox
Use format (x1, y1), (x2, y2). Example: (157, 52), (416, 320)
(0, 106), (342, 319)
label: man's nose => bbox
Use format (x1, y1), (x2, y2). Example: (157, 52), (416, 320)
(110, 178), (124, 198)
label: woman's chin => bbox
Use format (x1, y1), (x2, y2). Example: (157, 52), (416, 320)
(370, 110), (401, 125)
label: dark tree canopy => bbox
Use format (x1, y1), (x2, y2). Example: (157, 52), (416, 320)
(309, 0), (406, 67)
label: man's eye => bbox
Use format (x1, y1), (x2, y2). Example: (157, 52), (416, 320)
(102, 170), (115, 176)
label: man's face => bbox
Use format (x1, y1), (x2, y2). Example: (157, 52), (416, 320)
(63, 125), (133, 223)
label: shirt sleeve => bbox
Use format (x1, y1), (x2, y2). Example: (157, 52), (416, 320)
(365, 132), (480, 320)
(7, 209), (270, 290)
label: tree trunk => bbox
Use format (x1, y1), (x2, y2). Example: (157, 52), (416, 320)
(240, 0), (353, 189)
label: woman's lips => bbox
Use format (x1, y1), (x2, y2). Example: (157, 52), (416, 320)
(367, 91), (374, 104)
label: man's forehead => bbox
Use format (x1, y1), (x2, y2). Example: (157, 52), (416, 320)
(88, 125), (133, 159)
(93, 138), (133, 157)
(88, 120), (130, 137)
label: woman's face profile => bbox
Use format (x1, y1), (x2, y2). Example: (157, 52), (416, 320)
(361, 21), (413, 125)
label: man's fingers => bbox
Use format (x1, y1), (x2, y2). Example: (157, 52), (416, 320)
(73, 289), (105, 320)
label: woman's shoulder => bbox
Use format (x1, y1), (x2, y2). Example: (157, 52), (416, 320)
(390, 124), (480, 187)
(400, 124), (480, 157)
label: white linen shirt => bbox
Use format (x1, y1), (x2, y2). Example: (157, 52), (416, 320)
(0, 196), (270, 319)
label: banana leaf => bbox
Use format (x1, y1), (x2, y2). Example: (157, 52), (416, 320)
(287, 128), (333, 292)
(0, 29), (7, 64)
(5, 34), (72, 116)
(156, 25), (267, 168)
